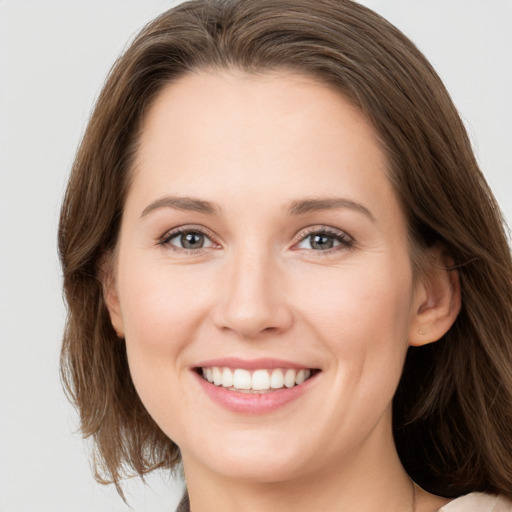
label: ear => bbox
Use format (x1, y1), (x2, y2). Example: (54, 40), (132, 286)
(409, 248), (461, 347)
(99, 252), (125, 339)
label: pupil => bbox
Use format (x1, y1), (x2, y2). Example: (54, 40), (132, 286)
(311, 234), (333, 250)
(182, 232), (204, 249)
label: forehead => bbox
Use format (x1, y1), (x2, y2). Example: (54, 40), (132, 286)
(127, 71), (396, 220)
(132, 69), (389, 195)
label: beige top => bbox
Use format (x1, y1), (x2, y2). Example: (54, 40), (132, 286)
(440, 493), (512, 511)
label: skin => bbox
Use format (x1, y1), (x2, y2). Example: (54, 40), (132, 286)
(104, 70), (460, 512)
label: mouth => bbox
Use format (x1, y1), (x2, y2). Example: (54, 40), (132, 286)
(195, 366), (319, 393)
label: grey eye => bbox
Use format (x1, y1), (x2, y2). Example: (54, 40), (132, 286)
(166, 230), (215, 250)
(180, 232), (205, 249)
(309, 233), (336, 250)
(297, 232), (345, 251)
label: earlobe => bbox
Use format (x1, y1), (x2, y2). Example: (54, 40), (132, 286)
(409, 250), (461, 347)
(99, 252), (125, 339)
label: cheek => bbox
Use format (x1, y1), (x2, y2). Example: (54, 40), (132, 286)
(119, 261), (212, 350)
(302, 265), (413, 422)
(116, 261), (214, 408)
(116, 267), (208, 438)
(293, 259), (414, 424)
(294, 261), (414, 352)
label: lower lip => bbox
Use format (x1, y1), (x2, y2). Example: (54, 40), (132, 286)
(194, 371), (318, 414)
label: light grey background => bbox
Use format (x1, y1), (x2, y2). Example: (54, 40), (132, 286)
(0, 1), (510, 511)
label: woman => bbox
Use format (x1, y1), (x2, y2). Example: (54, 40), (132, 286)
(58, 1), (512, 510)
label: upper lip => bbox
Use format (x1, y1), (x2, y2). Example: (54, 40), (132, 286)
(194, 357), (317, 370)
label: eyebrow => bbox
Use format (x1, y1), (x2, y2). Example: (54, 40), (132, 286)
(288, 197), (375, 222)
(140, 195), (375, 222)
(140, 196), (220, 217)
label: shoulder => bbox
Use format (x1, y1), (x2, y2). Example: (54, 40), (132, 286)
(439, 493), (512, 512)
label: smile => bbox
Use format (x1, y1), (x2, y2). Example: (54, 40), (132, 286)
(200, 367), (314, 393)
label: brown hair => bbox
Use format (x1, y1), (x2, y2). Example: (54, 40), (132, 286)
(59, 0), (512, 499)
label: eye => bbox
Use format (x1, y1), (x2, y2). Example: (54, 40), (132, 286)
(160, 227), (217, 252)
(294, 227), (354, 252)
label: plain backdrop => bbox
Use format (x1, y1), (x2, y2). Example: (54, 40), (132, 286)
(0, 1), (511, 511)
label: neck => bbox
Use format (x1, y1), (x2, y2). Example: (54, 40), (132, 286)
(182, 414), (416, 512)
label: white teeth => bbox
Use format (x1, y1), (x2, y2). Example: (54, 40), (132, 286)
(233, 369), (252, 390)
(252, 369), (270, 391)
(221, 367), (233, 388)
(296, 369), (311, 385)
(212, 367), (222, 386)
(270, 369), (284, 389)
(284, 369), (296, 388)
(201, 367), (313, 392)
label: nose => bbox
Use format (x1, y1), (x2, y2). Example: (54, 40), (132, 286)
(212, 246), (294, 339)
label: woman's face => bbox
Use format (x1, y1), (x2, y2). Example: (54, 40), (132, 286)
(106, 70), (426, 483)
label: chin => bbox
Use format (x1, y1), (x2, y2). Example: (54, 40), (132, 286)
(181, 428), (315, 483)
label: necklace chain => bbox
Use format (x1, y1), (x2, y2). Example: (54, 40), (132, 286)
(411, 479), (417, 512)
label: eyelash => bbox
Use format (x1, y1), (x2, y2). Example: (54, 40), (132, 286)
(159, 225), (219, 255)
(293, 226), (354, 255)
(158, 225), (354, 256)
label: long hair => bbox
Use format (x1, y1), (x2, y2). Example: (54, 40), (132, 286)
(59, 0), (512, 498)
